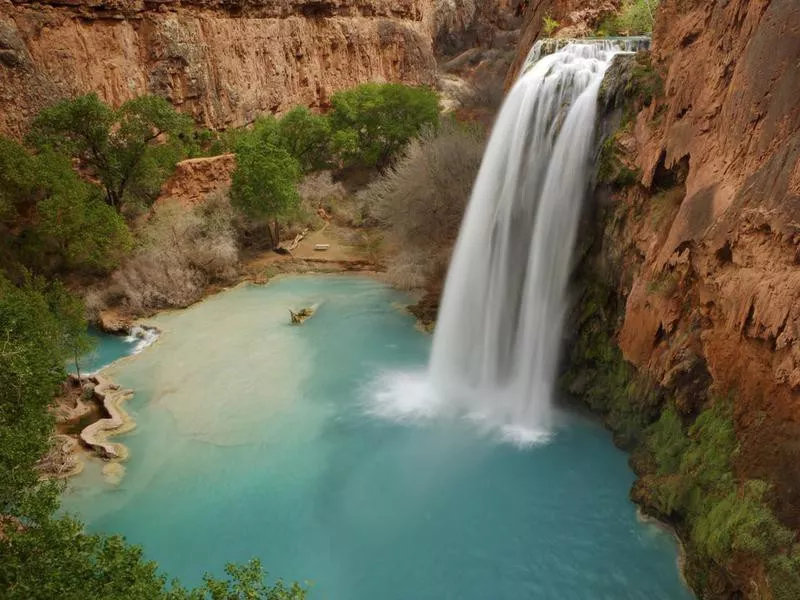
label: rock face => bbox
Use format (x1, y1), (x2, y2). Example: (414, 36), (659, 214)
(512, 0), (799, 595)
(620, 0), (800, 529)
(157, 153), (236, 207)
(0, 0), (439, 136)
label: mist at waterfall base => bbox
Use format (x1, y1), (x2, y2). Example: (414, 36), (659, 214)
(64, 277), (691, 600)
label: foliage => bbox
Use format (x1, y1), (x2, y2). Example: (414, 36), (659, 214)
(276, 107), (333, 171)
(230, 133), (302, 247)
(597, 134), (640, 189)
(0, 137), (132, 274)
(542, 15), (560, 37)
(27, 94), (193, 211)
(112, 192), (238, 313)
(46, 278), (96, 379)
(646, 406), (688, 475)
(0, 275), (67, 523)
(328, 83), (440, 168)
(639, 399), (799, 596)
(625, 52), (663, 108)
(598, 0), (658, 36)
(1, 518), (306, 599)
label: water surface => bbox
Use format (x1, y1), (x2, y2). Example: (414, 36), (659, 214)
(63, 276), (692, 600)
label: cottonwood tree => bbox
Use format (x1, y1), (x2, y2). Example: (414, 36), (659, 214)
(230, 133), (302, 249)
(0, 137), (132, 275)
(27, 94), (193, 211)
(329, 83), (440, 168)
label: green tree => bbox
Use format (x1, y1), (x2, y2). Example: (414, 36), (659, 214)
(598, 0), (659, 35)
(0, 275), (68, 522)
(276, 107), (333, 171)
(328, 83), (440, 167)
(230, 136), (302, 248)
(47, 280), (96, 380)
(27, 94), (193, 211)
(0, 138), (132, 274)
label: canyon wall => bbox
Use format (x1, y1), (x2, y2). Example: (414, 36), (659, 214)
(0, 0), (441, 136)
(508, 0), (798, 595)
(620, 0), (799, 528)
(549, 0), (799, 596)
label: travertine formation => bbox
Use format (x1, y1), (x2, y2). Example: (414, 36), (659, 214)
(79, 374), (134, 460)
(0, 0), (440, 136)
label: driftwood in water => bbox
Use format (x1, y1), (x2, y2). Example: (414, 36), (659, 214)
(289, 307), (314, 325)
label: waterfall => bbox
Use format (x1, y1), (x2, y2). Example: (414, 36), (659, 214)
(429, 40), (631, 442)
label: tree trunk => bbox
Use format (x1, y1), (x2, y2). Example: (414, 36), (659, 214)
(272, 219), (281, 250)
(73, 349), (82, 382)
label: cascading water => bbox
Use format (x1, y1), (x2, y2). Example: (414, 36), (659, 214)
(429, 40), (634, 442)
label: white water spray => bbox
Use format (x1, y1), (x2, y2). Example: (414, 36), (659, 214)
(428, 40), (632, 439)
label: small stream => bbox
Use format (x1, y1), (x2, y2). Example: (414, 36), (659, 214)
(63, 276), (691, 600)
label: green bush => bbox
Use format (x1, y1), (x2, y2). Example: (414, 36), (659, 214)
(693, 481), (794, 562)
(598, 0), (658, 36)
(329, 83), (440, 168)
(597, 134), (640, 189)
(542, 15), (560, 37)
(647, 406), (688, 475)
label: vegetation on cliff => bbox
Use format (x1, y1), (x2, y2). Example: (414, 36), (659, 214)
(597, 0), (659, 36)
(565, 48), (800, 599)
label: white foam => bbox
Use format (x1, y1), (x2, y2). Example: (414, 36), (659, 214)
(125, 325), (159, 354)
(364, 369), (553, 449)
(365, 370), (443, 422)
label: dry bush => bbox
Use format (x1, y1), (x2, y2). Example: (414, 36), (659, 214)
(298, 171), (347, 209)
(298, 170), (374, 228)
(112, 191), (239, 313)
(361, 119), (484, 288)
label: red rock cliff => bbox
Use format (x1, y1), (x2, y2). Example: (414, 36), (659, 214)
(0, 0), (439, 136)
(621, 0), (800, 528)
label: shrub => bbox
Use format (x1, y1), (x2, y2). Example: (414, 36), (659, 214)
(112, 192), (238, 312)
(329, 83), (440, 168)
(647, 405), (689, 475)
(693, 481), (795, 562)
(598, 0), (658, 36)
(361, 119), (484, 288)
(542, 15), (560, 37)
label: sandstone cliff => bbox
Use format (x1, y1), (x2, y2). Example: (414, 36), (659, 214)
(615, 0), (799, 529)
(0, 0), (439, 136)
(544, 0), (800, 597)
